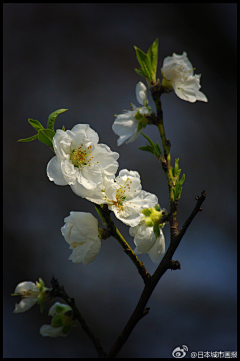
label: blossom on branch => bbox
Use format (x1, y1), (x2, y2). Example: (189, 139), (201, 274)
(40, 302), (76, 337)
(12, 281), (40, 313)
(86, 169), (158, 227)
(161, 52), (208, 103)
(112, 82), (152, 146)
(130, 221), (165, 263)
(12, 279), (49, 313)
(61, 212), (101, 266)
(47, 124), (119, 197)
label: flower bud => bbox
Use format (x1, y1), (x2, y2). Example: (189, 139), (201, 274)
(142, 206), (167, 228)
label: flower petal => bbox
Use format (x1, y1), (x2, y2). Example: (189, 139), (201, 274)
(136, 82), (148, 105)
(147, 229), (165, 263)
(40, 325), (66, 337)
(47, 156), (69, 185)
(69, 239), (101, 265)
(13, 297), (38, 313)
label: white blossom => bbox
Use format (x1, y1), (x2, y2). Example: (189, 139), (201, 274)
(112, 82), (152, 146)
(161, 52), (208, 103)
(47, 124), (119, 197)
(130, 221), (165, 263)
(86, 169), (158, 227)
(12, 281), (40, 313)
(40, 324), (66, 337)
(40, 302), (75, 337)
(61, 212), (101, 266)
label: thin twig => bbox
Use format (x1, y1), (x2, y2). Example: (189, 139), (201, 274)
(106, 191), (206, 358)
(95, 204), (151, 284)
(50, 277), (107, 358)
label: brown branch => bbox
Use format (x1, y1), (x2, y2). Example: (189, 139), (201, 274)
(50, 277), (107, 358)
(174, 190), (207, 244)
(95, 204), (151, 284)
(106, 190), (206, 358)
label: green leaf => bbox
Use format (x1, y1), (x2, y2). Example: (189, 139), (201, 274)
(38, 128), (55, 148)
(140, 132), (163, 158)
(17, 134), (38, 142)
(137, 122), (144, 132)
(147, 38), (158, 82)
(173, 158), (182, 179)
(52, 314), (63, 328)
(135, 68), (146, 78)
(28, 118), (44, 132)
(47, 109), (68, 130)
(141, 132), (156, 149)
(155, 142), (162, 156)
(154, 204), (161, 212)
(138, 145), (155, 154)
(153, 225), (160, 239)
(173, 174), (185, 200)
(134, 47), (152, 81)
(179, 174), (185, 186)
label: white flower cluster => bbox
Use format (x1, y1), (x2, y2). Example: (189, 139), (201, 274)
(47, 118), (164, 265)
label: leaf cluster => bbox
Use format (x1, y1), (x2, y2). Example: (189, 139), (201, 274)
(134, 39), (158, 84)
(18, 109), (67, 151)
(172, 158), (185, 201)
(138, 132), (162, 159)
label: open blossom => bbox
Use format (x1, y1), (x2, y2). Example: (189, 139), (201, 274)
(61, 212), (101, 266)
(40, 302), (76, 337)
(112, 82), (152, 146)
(12, 279), (49, 313)
(161, 52), (208, 103)
(86, 169), (158, 227)
(47, 124), (119, 197)
(12, 281), (40, 313)
(130, 221), (165, 263)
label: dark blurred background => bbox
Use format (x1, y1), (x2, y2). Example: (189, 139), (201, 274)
(3, 4), (237, 358)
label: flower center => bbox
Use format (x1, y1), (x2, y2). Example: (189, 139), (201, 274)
(21, 289), (39, 299)
(70, 144), (94, 170)
(108, 178), (133, 213)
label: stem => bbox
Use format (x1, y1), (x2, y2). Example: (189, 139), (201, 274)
(95, 205), (150, 283)
(50, 277), (107, 358)
(151, 84), (178, 239)
(106, 190), (206, 358)
(106, 84), (207, 358)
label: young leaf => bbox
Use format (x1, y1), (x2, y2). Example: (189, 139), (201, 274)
(141, 132), (156, 149)
(155, 142), (163, 156)
(147, 38), (158, 82)
(179, 174), (185, 186)
(18, 134), (38, 142)
(38, 128), (55, 148)
(47, 109), (68, 131)
(137, 122), (144, 132)
(153, 225), (160, 239)
(140, 132), (162, 158)
(138, 145), (155, 154)
(28, 119), (44, 132)
(135, 68), (146, 78)
(134, 47), (152, 81)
